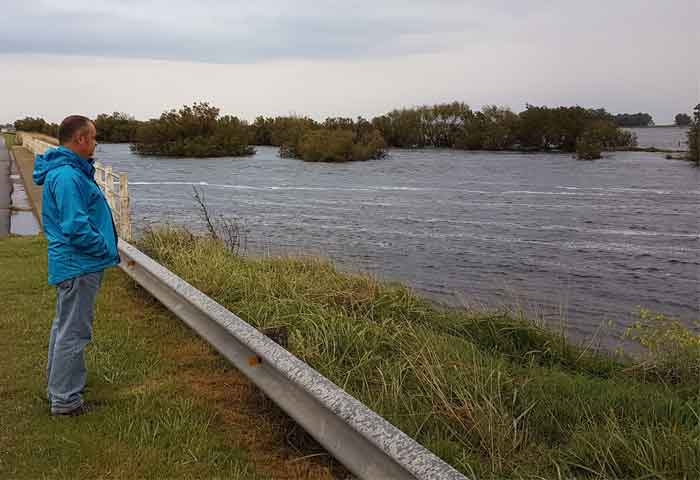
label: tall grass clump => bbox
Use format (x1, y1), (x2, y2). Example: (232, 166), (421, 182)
(139, 228), (700, 479)
(625, 309), (700, 386)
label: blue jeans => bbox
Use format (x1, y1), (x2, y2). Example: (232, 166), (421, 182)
(47, 271), (104, 414)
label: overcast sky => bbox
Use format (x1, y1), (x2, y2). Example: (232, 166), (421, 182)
(1, 0), (697, 124)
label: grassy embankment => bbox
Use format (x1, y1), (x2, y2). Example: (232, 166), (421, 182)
(0, 236), (342, 479)
(138, 228), (699, 479)
(2, 133), (15, 148)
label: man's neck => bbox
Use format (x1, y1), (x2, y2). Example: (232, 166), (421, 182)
(62, 144), (89, 160)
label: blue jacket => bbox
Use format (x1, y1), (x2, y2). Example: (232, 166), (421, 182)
(33, 146), (120, 285)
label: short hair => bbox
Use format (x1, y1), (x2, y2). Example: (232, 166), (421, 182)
(58, 115), (93, 145)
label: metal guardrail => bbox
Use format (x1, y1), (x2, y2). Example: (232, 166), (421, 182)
(117, 238), (469, 480)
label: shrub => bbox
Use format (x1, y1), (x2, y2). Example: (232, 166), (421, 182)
(296, 128), (385, 162)
(576, 131), (602, 160)
(268, 116), (387, 162)
(626, 309), (700, 384)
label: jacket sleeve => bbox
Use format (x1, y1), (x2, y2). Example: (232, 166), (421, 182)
(52, 172), (108, 257)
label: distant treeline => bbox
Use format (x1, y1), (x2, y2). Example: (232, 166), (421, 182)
(613, 112), (654, 127)
(675, 113), (692, 127)
(13, 117), (59, 137)
(90, 108), (385, 161)
(14, 102), (642, 161)
(612, 111), (694, 128)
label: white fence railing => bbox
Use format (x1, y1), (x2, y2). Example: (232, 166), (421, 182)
(94, 162), (132, 241)
(16, 132), (132, 240)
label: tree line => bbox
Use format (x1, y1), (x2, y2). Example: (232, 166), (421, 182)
(13, 102), (659, 161)
(608, 111), (695, 128)
(246, 103), (639, 160)
(369, 103), (635, 156)
(613, 112), (654, 127)
(249, 103), (639, 160)
(13, 117), (59, 137)
(90, 109), (386, 161)
(608, 111), (693, 128)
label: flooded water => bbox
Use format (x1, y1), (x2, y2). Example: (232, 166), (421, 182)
(96, 142), (699, 343)
(1, 136), (40, 236)
(626, 126), (689, 150)
(8, 154), (40, 236)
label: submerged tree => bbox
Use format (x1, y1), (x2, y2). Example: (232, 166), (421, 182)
(296, 127), (385, 162)
(573, 119), (628, 160)
(688, 104), (700, 166)
(288, 117), (385, 162)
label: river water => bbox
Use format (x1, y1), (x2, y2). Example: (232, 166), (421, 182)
(626, 126), (689, 150)
(96, 143), (699, 343)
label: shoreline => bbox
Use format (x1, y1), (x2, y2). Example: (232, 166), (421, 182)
(137, 227), (700, 479)
(105, 141), (690, 157)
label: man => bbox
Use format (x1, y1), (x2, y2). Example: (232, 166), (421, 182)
(33, 116), (120, 416)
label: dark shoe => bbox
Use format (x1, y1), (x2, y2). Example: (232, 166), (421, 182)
(51, 402), (98, 417)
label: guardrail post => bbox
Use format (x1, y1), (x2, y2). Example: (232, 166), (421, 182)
(105, 166), (115, 211)
(94, 162), (104, 190)
(119, 173), (131, 240)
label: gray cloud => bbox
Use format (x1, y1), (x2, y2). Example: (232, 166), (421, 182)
(0, 1), (492, 62)
(0, 0), (696, 124)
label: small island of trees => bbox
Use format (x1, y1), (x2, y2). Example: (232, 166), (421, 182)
(130, 103), (254, 157)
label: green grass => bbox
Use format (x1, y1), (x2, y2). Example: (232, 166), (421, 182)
(140, 228), (700, 479)
(2, 133), (15, 148)
(0, 236), (341, 479)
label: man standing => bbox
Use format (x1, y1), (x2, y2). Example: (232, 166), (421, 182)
(33, 116), (120, 416)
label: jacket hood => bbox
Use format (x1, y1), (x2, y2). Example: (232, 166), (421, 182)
(33, 146), (95, 186)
